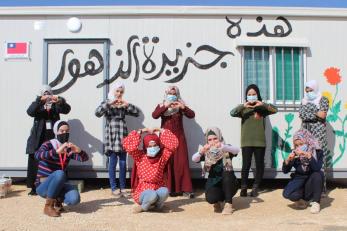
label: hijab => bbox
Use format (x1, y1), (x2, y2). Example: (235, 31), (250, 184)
(107, 82), (125, 101)
(162, 85), (185, 116)
(302, 80), (322, 108)
(50, 120), (69, 149)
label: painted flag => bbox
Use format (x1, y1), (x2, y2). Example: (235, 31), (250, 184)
(7, 42), (27, 54)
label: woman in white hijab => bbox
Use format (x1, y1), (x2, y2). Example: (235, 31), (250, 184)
(299, 80), (329, 194)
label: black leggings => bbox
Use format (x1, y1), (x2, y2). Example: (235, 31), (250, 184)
(26, 154), (38, 189)
(241, 147), (265, 188)
(205, 171), (239, 204)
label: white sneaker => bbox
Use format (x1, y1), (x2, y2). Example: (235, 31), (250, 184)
(111, 190), (122, 198)
(310, 202), (320, 214)
(294, 199), (308, 209)
(121, 191), (131, 198)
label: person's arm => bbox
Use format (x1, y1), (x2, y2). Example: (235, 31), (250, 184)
(254, 103), (278, 117)
(95, 101), (111, 117)
(68, 145), (89, 162)
(152, 104), (168, 119)
(181, 106), (195, 119)
(34, 142), (60, 161)
(316, 97), (329, 122)
(125, 103), (139, 117)
(27, 97), (45, 117)
(54, 96), (71, 114)
(221, 144), (240, 156)
(192, 152), (205, 163)
(282, 152), (296, 174)
(159, 129), (179, 161)
(122, 130), (144, 163)
(309, 149), (324, 171)
(230, 104), (245, 118)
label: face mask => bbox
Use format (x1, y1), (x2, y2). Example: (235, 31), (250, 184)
(147, 146), (160, 157)
(306, 92), (317, 101)
(167, 94), (177, 102)
(209, 147), (220, 155)
(299, 144), (308, 152)
(247, 95), (258, 103)
(57, 133), (69, 144)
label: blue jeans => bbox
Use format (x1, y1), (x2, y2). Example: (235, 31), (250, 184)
(139, 187), (169, 211)
(36, 170), (80, 205)
(108, 151), (127, 191)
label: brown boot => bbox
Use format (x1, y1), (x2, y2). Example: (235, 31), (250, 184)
(54, 198), (65, 213)
(44, 198), (60, 217)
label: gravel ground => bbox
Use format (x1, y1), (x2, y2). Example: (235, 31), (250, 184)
(0, 182), (347, 231)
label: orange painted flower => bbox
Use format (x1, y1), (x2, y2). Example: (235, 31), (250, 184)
(322, 91), (333, 108)
(324, 67), (342, 85)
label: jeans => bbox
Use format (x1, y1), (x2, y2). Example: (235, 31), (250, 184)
(139, 187), (169, 211)
(108, 152), (127, 191)
(36, 170), (80, 205)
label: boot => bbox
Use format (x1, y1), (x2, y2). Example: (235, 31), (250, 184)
(249, 185), (259, 197)
(44, 198), (60, 217)
(54, 198), (65, 213)
(213, 202), (223, 213)
(240, 186), (247, 197)
(222, 203), (234, 215)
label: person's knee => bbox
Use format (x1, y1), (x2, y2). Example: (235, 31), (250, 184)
(65, 191), (80, 205)
(157, 187), (169, 200)
(282, 189), (291, 199)
(54, 170), (66, 182)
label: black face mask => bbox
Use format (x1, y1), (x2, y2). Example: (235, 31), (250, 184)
(57, 133), (69, 143)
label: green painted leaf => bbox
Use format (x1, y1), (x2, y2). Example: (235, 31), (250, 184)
(332, 101), (341, 115)
(327, 114), (338, 122)
(333, 130), (344, 137)
(339, 144), (344, 153)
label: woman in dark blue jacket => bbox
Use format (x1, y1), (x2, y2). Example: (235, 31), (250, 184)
(282, 129), (323, 214)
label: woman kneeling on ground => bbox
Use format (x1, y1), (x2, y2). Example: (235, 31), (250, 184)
(282, 129), (324, 214)
(123, 127), (179, 213)
(192, 127), (240, 215)
(35, 120), (89, 217)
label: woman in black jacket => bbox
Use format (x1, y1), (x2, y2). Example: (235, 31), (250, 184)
(26, 85), (71, 195)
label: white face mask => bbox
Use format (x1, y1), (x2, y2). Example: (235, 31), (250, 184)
(306, 92), (317, 101)
(247, 95), (257, 103)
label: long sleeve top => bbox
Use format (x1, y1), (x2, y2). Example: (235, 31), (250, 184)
(122, 129), (179, 204)
(282, 149), (323, 175)
(34, 141), (89, 186)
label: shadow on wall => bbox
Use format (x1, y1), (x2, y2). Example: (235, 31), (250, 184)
(67, 119), (104, 169)
(326, 122), (336, 179)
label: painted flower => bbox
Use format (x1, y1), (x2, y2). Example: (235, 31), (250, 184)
(285, 113), (294, 124)
(344, 103), (347, 110)
(324, 67), (342, 85)
(322, 91), (333, 108)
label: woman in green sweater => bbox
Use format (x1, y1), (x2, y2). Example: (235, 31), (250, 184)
(230, 84), (277, 197)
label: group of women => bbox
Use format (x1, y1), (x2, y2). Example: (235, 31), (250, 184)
(25, 80), (328, 217)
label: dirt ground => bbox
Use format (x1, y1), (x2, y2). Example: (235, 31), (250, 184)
(1, 181), (347, 231)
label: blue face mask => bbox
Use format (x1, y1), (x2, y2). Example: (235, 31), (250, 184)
(167, 94), (177, 102)
(300, 144), (308, 152)
(306, 92), (317, 101)
(247, 95), (258, 103)
(147, 146), (160, 157)
(209, 147), (220, 155)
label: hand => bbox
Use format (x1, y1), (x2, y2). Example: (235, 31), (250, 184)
(305, 152), (312, 159)
(40, 95), (51, 102)
(214, 141), (222, 148)
(286, 152), (296, 164)
(170, 102), (180, 109)
(200, 144), (211, 155)
(140, 128), (153, 134)
(254, 100), (263, 107)
(56, 142), (69, 155)
(51, 95), (59, 103)
(317, 111), (327, 119)
(68, 142), (81, 154)
(176, 102), (185, 109)
(164, 102), (173, 108)
(244, 102), (253, 108)
(152, 127), (162, 133)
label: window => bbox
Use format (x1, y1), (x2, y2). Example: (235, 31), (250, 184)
(242, 46), (305, 109)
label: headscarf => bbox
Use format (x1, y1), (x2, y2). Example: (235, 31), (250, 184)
(245, 84), (262, 102)
(39, 85), (53, 96)
(302, 80), (322, 108)
(202, 127), (233, 173)
(143, 133), (162, 164)
(293, 129), (321, 172)
(50, 120), (69, 149)
(107, 82), (125, 101)
(162, 85), (185, 116)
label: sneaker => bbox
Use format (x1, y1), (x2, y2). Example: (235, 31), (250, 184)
(111, 190), (122, 198)
(294, 199), (308, 209)
(120, 191), (131, 198)
(310, 202), (320, 214)
(222, 203), (234, 215)
(183, 192), (195, 199)
(213, 202), (223, 213)
(133, 205), (143, 214)
(240, 188), (247, 197)
(169, 192), (183, 197)
(249, 188), (259, 197)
